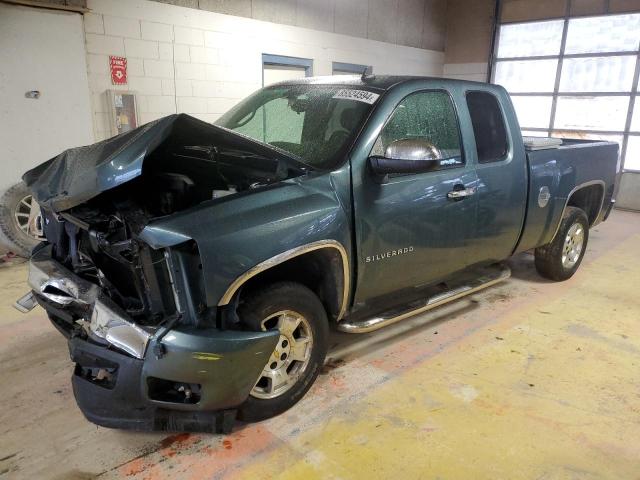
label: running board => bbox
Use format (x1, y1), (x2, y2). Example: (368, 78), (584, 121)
(337, 264), (511, 334)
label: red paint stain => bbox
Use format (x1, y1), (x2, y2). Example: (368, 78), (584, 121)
(158, 433), (202, 462)
(160, 432), (192, 449)
(121, 458), (147, 477)
(330, 375), (346, 389)
(183, 425), (281, 480)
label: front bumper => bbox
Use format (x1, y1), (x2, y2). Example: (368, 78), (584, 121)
(23, 245), (279, 432)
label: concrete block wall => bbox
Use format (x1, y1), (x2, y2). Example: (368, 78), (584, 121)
(145, 0), (447, 51)
(85, 0), (445, 141)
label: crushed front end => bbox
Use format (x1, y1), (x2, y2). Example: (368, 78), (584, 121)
(20, 213), (278, 432)
(13, 115), (299, 432)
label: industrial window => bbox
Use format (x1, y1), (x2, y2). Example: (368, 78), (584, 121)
(372, 91), (463, 166)
(332, 62), (372, 76)
(466, 91), (508, 163)
(262, 54), (312, 87)
(491, 13), (640, 172)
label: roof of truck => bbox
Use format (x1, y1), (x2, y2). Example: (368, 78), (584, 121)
(270, 75), (490, 91)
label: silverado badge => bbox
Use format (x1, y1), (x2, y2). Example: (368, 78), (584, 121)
(366, 246), (415, 263)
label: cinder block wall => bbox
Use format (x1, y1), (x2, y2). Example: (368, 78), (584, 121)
(85, 0), (446, 141)
(147, 0), (447, 51)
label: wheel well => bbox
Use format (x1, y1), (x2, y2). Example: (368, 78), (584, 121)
(234, 248), (346, 321)
(567, 184), (604, 226)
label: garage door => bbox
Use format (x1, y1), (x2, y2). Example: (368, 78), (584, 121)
(0, 4), (94, 192)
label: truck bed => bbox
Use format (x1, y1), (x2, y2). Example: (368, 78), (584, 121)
(515, 138), (619, 253)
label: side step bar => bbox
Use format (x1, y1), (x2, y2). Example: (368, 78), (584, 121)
(337, 263), (511, 334)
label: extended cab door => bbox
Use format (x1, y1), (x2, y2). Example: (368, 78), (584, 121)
(463, 90), (528, 262)
(351, 88), (479, 307)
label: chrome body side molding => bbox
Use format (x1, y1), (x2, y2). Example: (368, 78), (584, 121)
(217, 240), (351, 321)
(549, 180), (606, 243)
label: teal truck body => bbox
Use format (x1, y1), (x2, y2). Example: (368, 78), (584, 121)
(17, 76), (618, 431)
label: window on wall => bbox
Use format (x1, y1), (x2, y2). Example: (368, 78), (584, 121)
(491, 13), (640, 172)
(262, 54), (312, 87)
(332, 62), (372, 76)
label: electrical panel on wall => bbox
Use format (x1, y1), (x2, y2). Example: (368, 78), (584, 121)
(107, 90), (138, 137)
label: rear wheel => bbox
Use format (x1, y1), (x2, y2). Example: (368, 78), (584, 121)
(535, 206), (589, 281)
(237, 282), (329, 422)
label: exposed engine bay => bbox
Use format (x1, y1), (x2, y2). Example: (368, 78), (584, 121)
(25, 114), (308, 329)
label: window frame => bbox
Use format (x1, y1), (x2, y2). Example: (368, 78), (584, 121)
(490, 11), (640, 172)
(332, 61), (372, 75)
(464, 89), (512, 164)
(261, 54), (313, 87)
(369, 89), (467, 175)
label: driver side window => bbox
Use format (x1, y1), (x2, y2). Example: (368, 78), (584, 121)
(372, 91), (463, 167)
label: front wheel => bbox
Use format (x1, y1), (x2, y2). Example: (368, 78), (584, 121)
(0, 182), (43, 257)
(535, 206), (589, 281)
(237, 282), (329, 422)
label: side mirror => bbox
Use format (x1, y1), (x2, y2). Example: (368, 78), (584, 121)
(368, 138), (442, 182)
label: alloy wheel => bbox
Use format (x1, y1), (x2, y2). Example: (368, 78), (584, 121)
(562, 222), (584, 269)
(13, 194), (43, 240)
(251, 310), (314, 399)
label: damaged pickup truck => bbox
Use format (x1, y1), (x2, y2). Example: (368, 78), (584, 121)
(16, 76), (618, 432)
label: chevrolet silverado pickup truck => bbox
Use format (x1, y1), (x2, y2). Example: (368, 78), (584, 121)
(15, 76), (618, 433)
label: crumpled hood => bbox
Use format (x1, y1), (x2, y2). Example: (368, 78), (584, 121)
(23, 114), (303, 212)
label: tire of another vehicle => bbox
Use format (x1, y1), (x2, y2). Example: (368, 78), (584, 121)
(0, 182), (41, 257)
(237, 282), (329, 422)
(534, 206), (589, 281)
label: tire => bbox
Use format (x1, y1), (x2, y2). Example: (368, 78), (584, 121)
(535, 206), (589, 281)
(0, 182), (42, 257)
(237, 282), (329, 422)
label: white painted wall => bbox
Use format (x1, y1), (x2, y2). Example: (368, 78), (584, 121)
(443, 63), (488, 82)
(85, 0), (445, 141)
(0, 4), (94, 192)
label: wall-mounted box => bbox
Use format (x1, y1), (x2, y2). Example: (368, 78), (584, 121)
(107, 90), (138, 137)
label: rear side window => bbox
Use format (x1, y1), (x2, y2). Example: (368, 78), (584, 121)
(466, 91), (509, 163)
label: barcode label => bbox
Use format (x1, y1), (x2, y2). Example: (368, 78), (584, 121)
(333, 89), (380, 104)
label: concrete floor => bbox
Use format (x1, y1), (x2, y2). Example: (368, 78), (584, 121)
(1, 210), (639, 479)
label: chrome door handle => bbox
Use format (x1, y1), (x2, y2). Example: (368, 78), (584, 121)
(447, 186), (476, 199)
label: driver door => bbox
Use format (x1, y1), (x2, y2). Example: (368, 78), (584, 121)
(352, 90), (479, 305)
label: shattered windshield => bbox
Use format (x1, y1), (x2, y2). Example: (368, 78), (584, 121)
(215, 85), (380, 169)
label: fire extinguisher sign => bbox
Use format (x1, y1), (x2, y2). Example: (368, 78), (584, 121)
(109, 56), (127, 85)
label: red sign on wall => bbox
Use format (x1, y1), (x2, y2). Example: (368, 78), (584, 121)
(109, 56), (127, 85)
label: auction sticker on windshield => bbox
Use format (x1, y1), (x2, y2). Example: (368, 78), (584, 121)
(333, 89), (380, 104)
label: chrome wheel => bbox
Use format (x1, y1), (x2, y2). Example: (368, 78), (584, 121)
(251, 310), (313, 400)
(562, 222), (584, 269)
(13, 194), (43, 240)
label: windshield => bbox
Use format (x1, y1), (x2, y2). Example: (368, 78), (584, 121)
(215, 85), (379, 169)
